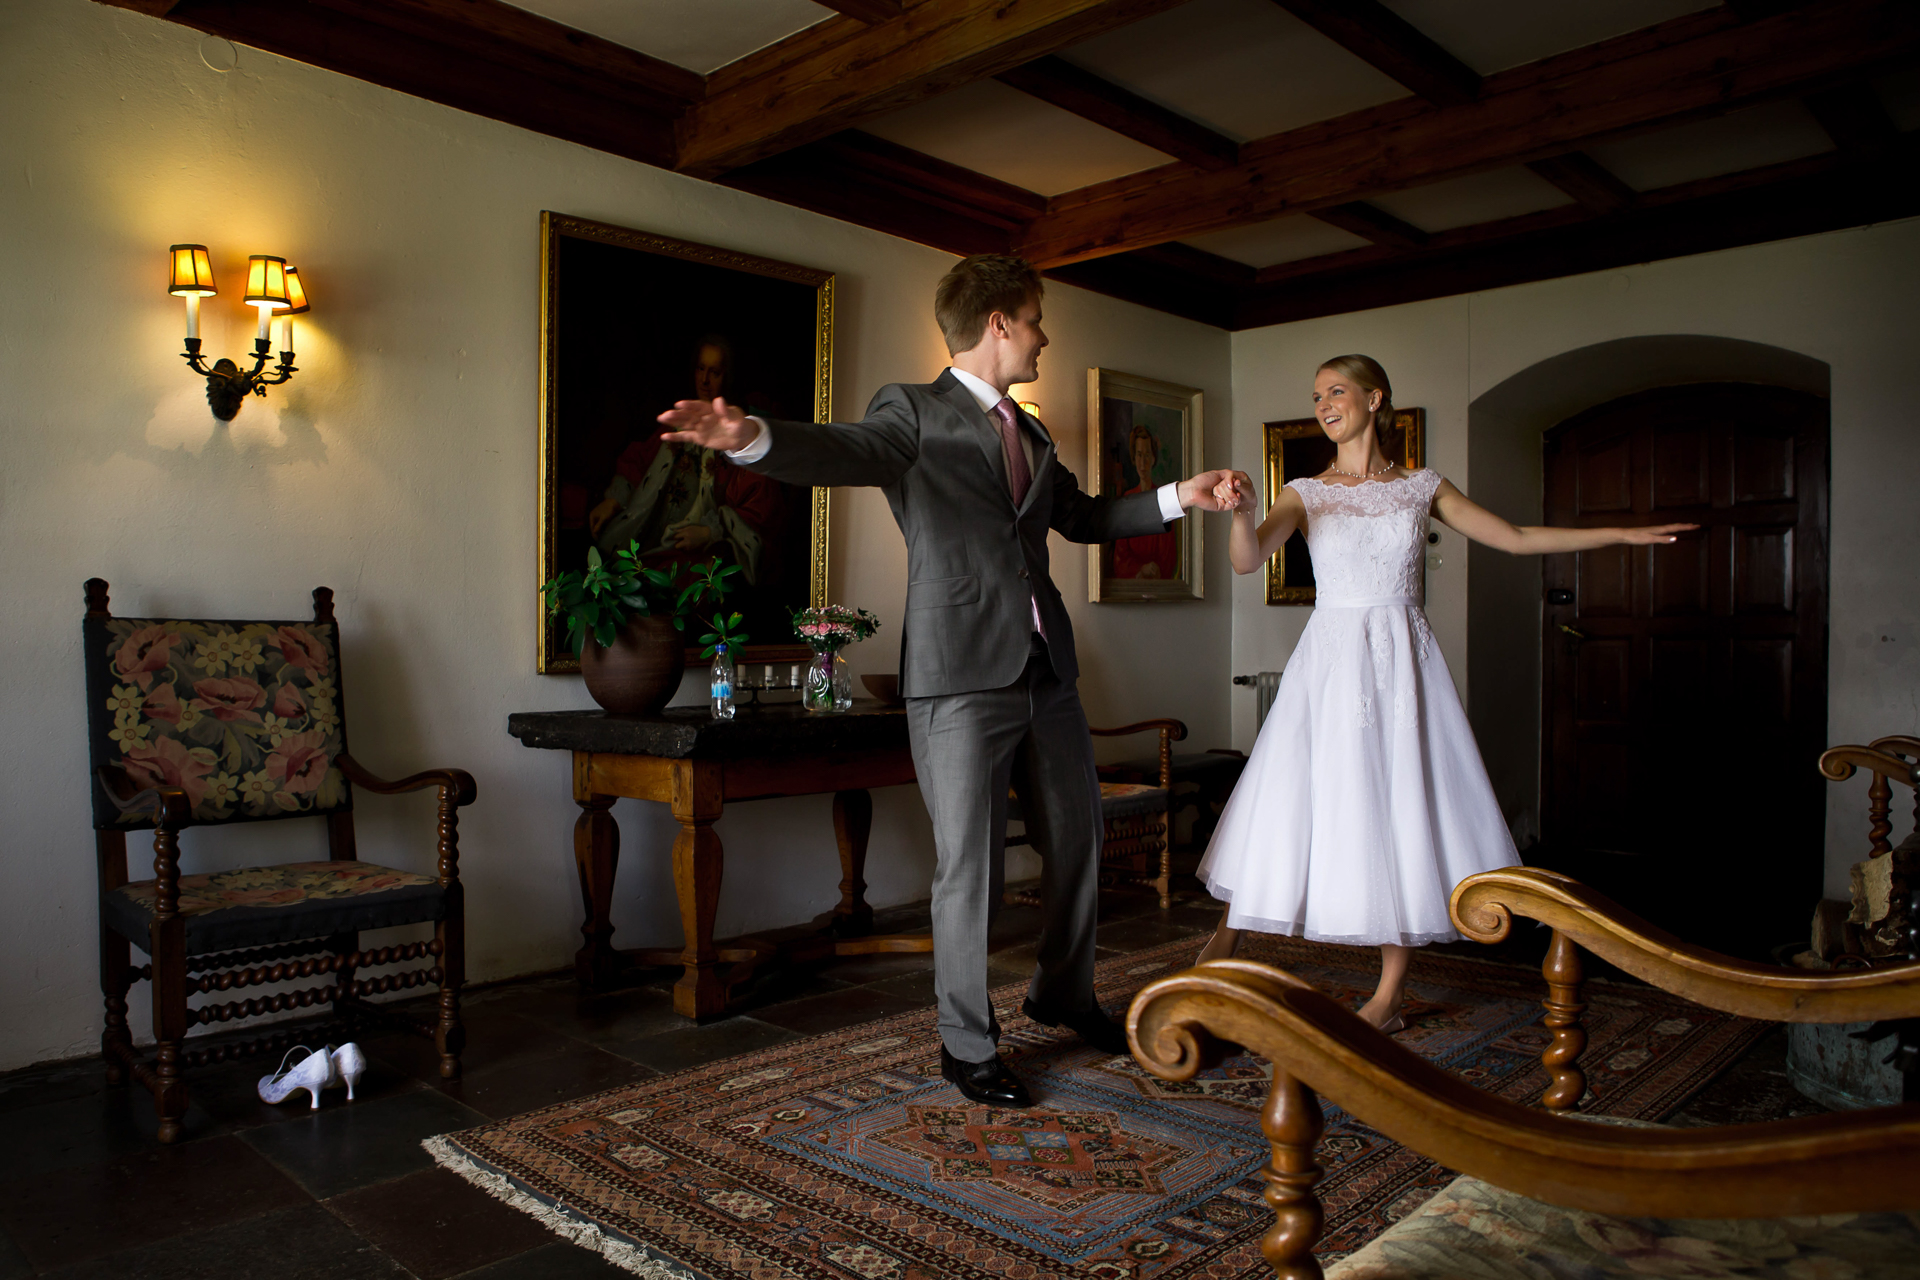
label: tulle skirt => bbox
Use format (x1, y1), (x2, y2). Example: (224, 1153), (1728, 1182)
(1198, 602), (1521, 946)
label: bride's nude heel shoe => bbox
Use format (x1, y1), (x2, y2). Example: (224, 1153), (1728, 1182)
(257, 1046), (338, 1109)
(330, 1043), (367, 1101)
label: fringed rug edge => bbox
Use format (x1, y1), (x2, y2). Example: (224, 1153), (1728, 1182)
(422, 1134), (703, 1280)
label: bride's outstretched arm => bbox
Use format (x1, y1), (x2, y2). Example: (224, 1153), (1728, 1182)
(1219, 472), (1308, 575)
(1431, 479), (1696, 554)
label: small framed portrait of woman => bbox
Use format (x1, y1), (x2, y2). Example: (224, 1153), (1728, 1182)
(1086, 368), (1205, 603)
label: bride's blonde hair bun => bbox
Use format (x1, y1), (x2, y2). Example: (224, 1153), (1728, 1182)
(1318, 354), (1393, 424)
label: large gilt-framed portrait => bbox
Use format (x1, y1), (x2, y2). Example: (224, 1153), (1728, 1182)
(1087, 368), (1204, 603)
(1263, 408), (1424, 605)
(537, 212), (831, 673)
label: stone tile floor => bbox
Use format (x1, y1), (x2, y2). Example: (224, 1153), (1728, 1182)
(0, 886), (1820, 1278)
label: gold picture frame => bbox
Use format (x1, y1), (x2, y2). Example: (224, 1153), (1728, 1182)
(1263, 408), (1425, 605)
(537, 212), (832, 673)
(1086, 367), (1205, 602)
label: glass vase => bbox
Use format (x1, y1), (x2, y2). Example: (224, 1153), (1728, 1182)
(804, 646), (849, 713)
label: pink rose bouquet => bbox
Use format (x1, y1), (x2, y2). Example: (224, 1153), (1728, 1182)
(789, 604), (881, 654)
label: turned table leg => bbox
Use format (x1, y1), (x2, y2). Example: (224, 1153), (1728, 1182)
(572, 778), (623, 990)
(671, 760), (727, 1019)
(832, 789), (875, 937)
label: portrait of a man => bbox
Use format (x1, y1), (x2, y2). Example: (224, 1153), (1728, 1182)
(539, 214), (831, 672)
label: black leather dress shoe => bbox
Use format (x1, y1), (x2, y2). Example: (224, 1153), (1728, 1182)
(1021, 997), (1129, 1056)
(940, 1047), (1032, 1107)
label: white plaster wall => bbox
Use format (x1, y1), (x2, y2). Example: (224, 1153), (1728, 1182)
(0, 0), (1233, 1071)
(1229, 221), (1920, 895)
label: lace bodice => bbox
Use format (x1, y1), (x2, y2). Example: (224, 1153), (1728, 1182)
(1288, 469), (1442, 603)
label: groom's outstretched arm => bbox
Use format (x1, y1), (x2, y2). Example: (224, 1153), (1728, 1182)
(1048, 461), (1241, 543)
(659, 386), (919, 489)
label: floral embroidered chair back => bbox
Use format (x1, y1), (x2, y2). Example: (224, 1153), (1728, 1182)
(84, 613), (350, 828)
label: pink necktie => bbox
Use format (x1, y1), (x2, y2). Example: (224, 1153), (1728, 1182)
(991, 398), (1032, 506)
(991, 398), (1045, 638)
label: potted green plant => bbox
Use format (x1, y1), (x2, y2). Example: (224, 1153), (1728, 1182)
(542, 544), (743, 714)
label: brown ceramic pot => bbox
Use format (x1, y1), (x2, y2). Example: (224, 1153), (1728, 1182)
(579, 614), (685, 715)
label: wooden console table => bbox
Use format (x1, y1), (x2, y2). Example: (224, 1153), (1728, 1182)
(507, 702), (930, 1019)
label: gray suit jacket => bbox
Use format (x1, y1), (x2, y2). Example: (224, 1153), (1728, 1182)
(744, 369), (1170, 698)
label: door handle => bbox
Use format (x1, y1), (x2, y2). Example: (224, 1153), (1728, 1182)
(1560, 624), (1589, 641)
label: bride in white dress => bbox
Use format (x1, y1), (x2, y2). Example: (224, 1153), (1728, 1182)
(1196, 355), (1692, 1031)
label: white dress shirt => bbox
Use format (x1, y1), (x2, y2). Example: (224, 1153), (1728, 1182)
(725, 368), (1187, 524)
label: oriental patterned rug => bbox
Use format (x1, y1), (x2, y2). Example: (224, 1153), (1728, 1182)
(425, 934), (1767, 1280)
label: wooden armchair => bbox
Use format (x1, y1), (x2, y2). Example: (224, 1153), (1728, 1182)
(1128, 944), (1920, 1278)
(84, 579), (476, 1141)
(1008, 717), (1186, 908)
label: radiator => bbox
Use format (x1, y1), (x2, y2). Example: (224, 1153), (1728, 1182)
(1233, 670), (1283, 731)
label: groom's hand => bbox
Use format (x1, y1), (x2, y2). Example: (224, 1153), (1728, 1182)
(658, 397), (758, 452)
(1176, 469), (1242, 512)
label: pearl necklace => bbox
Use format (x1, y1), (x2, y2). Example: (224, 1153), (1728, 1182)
(1326, 459), (1397, 480)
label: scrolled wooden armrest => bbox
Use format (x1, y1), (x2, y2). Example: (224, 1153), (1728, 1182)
(1869, 734), (1920, 760)
(1088, 718), (1188, 740)
(1819, 744), (1918, 788)
(95, 764), (192, 828)
(1451, 868), (1919, 1023)
(1128, 959), (1920, 1219)
(336, 753), (477, 806)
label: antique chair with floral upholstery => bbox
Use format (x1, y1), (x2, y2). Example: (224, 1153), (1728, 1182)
(83, 579), (476, 1142)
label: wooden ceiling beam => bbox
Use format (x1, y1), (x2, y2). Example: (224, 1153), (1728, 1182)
(718, 131), (1047, 256)
(1527, 152), (1639, 214)
(676, 0), (1191, 179)
(93, 0), (693, 164)
(1310, 201), (1428, 248)
(1233, 139), (1919, 327)
(1271, 0), (1480, 106)
(995, 56), (1240, 171)
(813, 0), (905, 23)
(305, 0), (704, 105)
(1016, 0), (1920, 267)
(1804, 82), (1900, 155)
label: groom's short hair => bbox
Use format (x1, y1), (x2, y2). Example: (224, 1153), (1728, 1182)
(935, 255), (1043, 356)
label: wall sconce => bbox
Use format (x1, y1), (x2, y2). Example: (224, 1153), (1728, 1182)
(1017, 400), (1041, 419)
(169, 245), (308, 420)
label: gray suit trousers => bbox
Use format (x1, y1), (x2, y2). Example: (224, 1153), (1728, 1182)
(907, 638), (1104, 1062)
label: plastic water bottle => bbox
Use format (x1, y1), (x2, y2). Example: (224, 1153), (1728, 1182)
(709, 644), (736, 720)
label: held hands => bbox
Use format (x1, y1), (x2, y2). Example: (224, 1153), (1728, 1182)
(1209, 470), (1257, 514)
(658, 397), (758, 453)
(1176, 469), (1244, 512)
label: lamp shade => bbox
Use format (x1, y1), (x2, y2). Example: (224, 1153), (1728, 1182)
(168, 245), (216, 296)
(272, 266), (310, 316)
(1017, 401), (1041, 419)
(243, 255), (290, 309)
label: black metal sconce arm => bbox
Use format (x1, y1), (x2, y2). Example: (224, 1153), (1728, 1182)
(181, 336), (297, 421)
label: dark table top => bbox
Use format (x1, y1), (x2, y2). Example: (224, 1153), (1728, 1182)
(508, 699), (910, 759)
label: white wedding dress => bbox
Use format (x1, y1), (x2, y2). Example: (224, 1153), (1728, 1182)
(1199, 469), (1520, 945)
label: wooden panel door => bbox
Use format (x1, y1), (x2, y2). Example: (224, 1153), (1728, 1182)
(1541, 384), (1828, 958)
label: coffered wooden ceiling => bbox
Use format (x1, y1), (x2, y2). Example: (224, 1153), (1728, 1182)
(100, 0), (1920, 328)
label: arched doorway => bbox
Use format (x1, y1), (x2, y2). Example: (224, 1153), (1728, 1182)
(1538, 384), (1829, 959)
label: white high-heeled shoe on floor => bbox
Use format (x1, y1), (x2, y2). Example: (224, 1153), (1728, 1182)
(330, 1042), (367, 1101)
(257, 1046), (338, 1109)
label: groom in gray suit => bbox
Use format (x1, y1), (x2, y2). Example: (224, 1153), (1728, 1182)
(660, 255), (1232, 1105)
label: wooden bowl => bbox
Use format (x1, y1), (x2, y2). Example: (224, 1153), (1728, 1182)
(861, 674), (903, 706)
